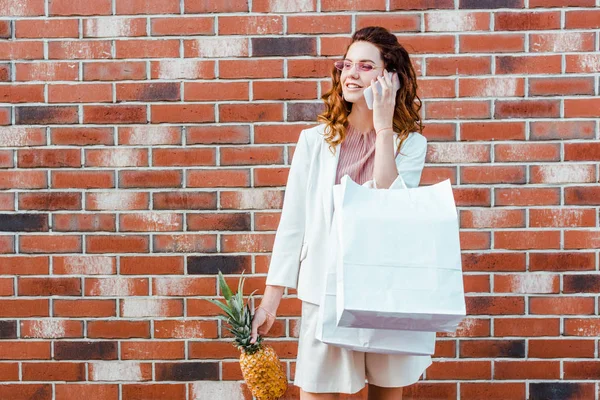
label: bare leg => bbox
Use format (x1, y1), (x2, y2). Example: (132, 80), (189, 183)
(367, 384), (403, 400)
(300, 389), (340, 400)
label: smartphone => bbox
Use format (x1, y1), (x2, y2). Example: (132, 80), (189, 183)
(363, 80), (382, 110)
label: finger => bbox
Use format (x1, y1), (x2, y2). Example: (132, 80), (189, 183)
(371, 79), (380, 97)
(383, 70), (392, 87)
(250, 318), (259, 344)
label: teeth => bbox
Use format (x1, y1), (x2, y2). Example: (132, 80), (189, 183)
(347, 84), (360, 88)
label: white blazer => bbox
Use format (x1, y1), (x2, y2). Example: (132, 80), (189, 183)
(266, 123), (428, 305)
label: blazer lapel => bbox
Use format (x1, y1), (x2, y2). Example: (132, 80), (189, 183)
(321, 139), (340, 234)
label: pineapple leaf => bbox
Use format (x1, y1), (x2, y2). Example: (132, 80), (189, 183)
(217, 270), (233, 301)
(206, 298), (236, 321)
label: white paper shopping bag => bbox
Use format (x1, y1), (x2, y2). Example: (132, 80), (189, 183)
(314, 206), (436, 355)
(334, 175), (466, 333)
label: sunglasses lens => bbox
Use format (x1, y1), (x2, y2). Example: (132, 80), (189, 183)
(334, 61), (344, 70)
(358, 63), (373, 72)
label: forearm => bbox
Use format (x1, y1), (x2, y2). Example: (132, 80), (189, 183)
(258, 285), (285, 314)
(373, 129), (398, 189)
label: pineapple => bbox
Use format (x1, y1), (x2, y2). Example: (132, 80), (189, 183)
(207, 271), (288, 400)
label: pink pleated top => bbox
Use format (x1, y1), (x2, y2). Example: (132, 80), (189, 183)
(335, 123), (377, 185)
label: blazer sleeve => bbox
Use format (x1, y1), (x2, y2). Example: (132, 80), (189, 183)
(265, 129), (310, 289)
(382, 132), (427, 190)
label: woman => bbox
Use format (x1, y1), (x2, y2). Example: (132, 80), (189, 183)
(251, 26), (431, 399)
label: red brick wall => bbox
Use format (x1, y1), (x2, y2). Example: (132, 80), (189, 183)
(1, 0), (599, 399)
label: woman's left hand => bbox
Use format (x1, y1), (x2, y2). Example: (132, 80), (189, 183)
(372, 70), (400, 134)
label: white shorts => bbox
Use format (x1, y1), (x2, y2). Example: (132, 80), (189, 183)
(293, 301), (433, 394)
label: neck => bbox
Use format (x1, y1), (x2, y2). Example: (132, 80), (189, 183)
(347, 102), (374, 133)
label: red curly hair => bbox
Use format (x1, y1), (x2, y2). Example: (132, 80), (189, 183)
(317, 26), (424, 155)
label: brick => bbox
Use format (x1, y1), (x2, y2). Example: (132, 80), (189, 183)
(219, 59), (283, 79)
(19, 235), (82, 253)
(55, 384), (119, 399)
(116, 0), (180, 14)
(0, 85), (45, 103)
(187, 213), (251, 232)
(152, 192), (217, 210)
(254, 167), (289, 187)
(253, 80), (317, 100)
(220, 104), (283, 123)
(322, 0), (383, 10)
(566, 54), (600, 73)
(466, 296), (525, 315)
(424, 167), (457, 186)
(154, 320), (217, 339)
(426, 56), (492, 76)
(83, 18), (147, 38)
(49, 0), (112, 15)
(461, 383), (525, 400)
(565, 98), (600, 118)
(496, 55), (561, 74)
(494, 274), (559, 294)
(18, 149), (81, 168)
(531, 0), (594, 5)
(153, 234), (217, 253)
(152, 277), (214, 296)
(495, 230), (560, 250)
(84, 106), (147, 124)
(426, 360), (491, 380)
(49, 83), (113, 103)
(119, 213), (183, 232)
(453, 187), (491, 206)
(495, 188), (560, 206)
(494, 143), (560, 162)
(390, 0), (453, 9)
(0, 321), (15, 338)
(220, 233), (274, 253)
(564, 318), (600, 337)
(120, 300), (183, 318)
(85, 148), (148, 167)
(86, 235), (149, 253)
(252, 37), (316, 57)
(564, 230), (600, 249)
(153, 148), (216, 167)
(186, 170), (250, 188)
(16, 19), (79, 38)
(120, 256), (183, 275)
(185, 0), (248, 13)
(122, 384), (186, 399)
(530, 297), (595, 315)
(460, 209), (524, 229)
(563, 274), (600, 294)
(494, 318), (560, 337)
(151, 17), (214, 36)
(529, 252), (595, 272)
(0, 299), (49, 317)
(254, 124), (306, 144)
(460, 231), (490, 250)
(0, 192), (14, 210)
(0, 170), (47, 189)
(119, 171), (182, 188)
(53, 256), (115, 275)
(0, 42), (44, 60)
(0, 63), (9, 81)
(460, 340), (525, 358)
(565, 186), (600, 205)
(495, 11), (560, 30)
(220, 147), (283, 166)
(529, 339), (595, 358)
(18, 277), (81, 296)
(53, 214), (116, 232)
(49, 41), (112, 59)
(0, 256), (49, 275)
(0, 214), (48, 232)
(529, 208), (596, 227)
(530, 76), (594, 96)
(86, 277), (149, 296)
(119, 126), (181, 145)
(184, 82), (248, 101)
(116, 39), (180, 59)
(426, 143), (490, 163)
(51, 171), (115, 189)
(86, 192), (149, 211)
(184, 37), (248, 58)
(186, 126), (250, 145)
(16, 106), (78, 125)
(461, 166), (525, 184)
(0, 385), (52, 399)
(530, 32), (594, 53)
(219, 16), (283, 35)
(427, 100), (490, 119)
(55, 341), (117, 360)
(151, 105), (214, 123)
(287, 102), (325, 122)
(54, 299), (116, 317)
(16, 62), (79, 81)
(564, 142), (600, 161)
(0, 0), (45, 16)
(529, 383), (596, 400)
(151, 60), (215, 80)
(565, 10), (600, 28)
(84, 61), (146, 81)
(116, 82), (180, 102)
(87, 321), (150, 339)
(51, 127), (114, 146)
(220, 190), (283, 210)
